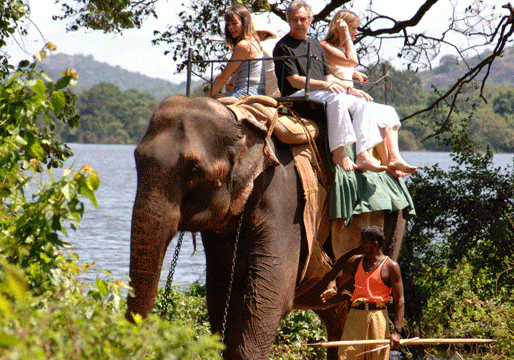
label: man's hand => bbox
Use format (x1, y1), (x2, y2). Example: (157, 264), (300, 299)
(320, 288), (337, 303)
(389, 331), (401, 349)
(325, 82), (347, 93)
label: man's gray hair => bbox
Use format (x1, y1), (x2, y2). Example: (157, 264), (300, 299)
(286, 0), (314, 22)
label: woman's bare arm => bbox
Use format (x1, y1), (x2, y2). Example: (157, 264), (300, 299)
(208, 39), (257, 97)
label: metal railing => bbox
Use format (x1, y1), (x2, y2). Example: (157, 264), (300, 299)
(185, 42), (313, 98)
(184, 42), (393, 102)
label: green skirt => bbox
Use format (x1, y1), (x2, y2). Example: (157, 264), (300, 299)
(328, 143), (416, 223)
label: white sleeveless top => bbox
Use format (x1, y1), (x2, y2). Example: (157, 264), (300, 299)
(328, 64), (354, 86)
(232, 42), (265, 93)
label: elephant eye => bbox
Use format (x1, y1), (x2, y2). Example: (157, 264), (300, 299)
(185, 162), (202, 181)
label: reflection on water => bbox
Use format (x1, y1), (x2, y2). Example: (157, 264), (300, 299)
(60, 145), (514, 288)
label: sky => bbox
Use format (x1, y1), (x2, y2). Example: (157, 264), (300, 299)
(6, 0), (502, 84)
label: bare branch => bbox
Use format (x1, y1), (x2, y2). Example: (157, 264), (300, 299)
(360, 0), (440, 37)
(402, 3), (514, 141)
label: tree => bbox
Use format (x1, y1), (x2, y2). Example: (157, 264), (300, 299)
(59, 83), (157, 144)
(52, 0), (159, 33)
(400, 132), (514, 356)
(363, 62), (425, 107)
(433, 55), (459, 75)
(493, 89), (514, 116)
(1, 3), (222, 358)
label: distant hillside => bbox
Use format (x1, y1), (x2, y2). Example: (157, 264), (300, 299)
(421, 46), (514, 91)
(39, 53), (191, 100)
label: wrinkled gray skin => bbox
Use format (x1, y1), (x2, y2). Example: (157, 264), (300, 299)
(126, 95), (405, 360)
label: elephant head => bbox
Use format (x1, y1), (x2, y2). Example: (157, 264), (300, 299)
(126, 95), (277, 319)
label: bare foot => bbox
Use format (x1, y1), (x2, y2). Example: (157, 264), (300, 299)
(355, 151), (388, 173)
(332, 148), (356, 172)
(388, 158), (417, 174)
(387, 167), (407, 178)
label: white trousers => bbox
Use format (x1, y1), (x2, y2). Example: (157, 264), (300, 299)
(291, 89), (400, 155)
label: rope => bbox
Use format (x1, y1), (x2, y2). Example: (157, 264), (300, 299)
(280, 103), (327, 186)
(311, 55), (392, 88)
(266, 107), (279, 140)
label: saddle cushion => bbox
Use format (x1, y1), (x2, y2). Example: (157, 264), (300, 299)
(218, 95), (320, 145)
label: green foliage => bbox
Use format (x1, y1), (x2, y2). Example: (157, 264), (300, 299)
(271, 310), (327, 360)
(55, 82), (158, 144)
(493, 89), (514, 116)
(155, 281), (212, 336)
(401, 130), (514, 358)
(364, 62), (425, 108)
(433, 55), (460, 75)
(0, 0), (28, 76)
(0, 50), (89, 290)
(0, 269), (223, 359)
(0, 6), (223, 357)
(52, 0), (158, 33)
(409, 258), (514, 359)
(404, 146), (514, 278)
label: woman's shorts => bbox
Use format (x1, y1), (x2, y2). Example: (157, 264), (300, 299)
(225, 86), (265, 98)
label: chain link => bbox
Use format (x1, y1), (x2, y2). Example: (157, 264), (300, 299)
(161, 231), (185, 317)
(220, 212), (245, 355)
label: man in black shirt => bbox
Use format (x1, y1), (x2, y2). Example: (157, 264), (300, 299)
(273, 0), (387, 173)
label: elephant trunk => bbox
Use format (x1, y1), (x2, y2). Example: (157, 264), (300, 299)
(126, 191), (179, 320)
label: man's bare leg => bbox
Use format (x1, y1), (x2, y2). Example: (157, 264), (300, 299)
(355, 150), (387, 172)
(380, 127), (417, 174)
(332, 146), (357, 172)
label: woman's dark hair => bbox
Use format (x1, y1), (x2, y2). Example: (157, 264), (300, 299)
(224, 4), (261, 51)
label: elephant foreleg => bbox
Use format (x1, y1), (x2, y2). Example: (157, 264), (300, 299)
(233, 246), (299, 359)
(202, 231), (247, 345)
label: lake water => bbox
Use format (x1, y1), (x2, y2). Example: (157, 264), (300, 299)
(59, 144), (514, 287)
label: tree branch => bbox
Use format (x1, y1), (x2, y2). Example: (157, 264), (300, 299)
(360, 0), (440, 37)
(402, 3), (514, 141)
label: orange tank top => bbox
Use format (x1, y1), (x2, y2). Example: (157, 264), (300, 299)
(351, 256), (392, 303)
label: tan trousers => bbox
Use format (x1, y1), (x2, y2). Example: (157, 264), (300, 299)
(338, 308), (390, 360)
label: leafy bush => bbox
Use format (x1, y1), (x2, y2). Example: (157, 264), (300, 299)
(271, 310), (327, 360)
(155, 281), (212, 337)
(412, 259), (514, 359)
(0, 42), (221, 359)
(401, 128), (514, 358)
(0, 267), (223, 359)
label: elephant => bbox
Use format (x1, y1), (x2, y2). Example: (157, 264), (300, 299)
(126, 95), (406, 360)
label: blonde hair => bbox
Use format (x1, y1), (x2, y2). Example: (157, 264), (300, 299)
(224, 4), (261, 51)
(324, 10), (360, 46)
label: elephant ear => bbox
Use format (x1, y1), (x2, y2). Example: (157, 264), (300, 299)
(229, 117), (280, 216)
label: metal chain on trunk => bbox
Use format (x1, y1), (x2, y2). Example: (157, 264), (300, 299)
(160, 231), (185, 317)
(220, 211), (245, 352)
